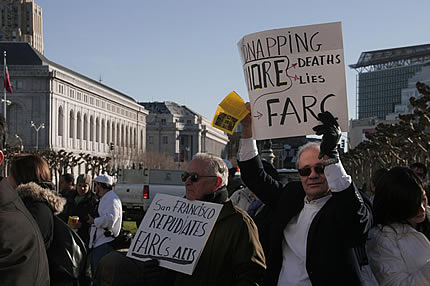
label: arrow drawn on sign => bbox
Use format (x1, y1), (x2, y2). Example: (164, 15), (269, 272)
(253, 111), (263, 120)
(288, 74), (299, 81)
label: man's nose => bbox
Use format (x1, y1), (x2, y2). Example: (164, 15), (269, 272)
(308, 167), (320, 178)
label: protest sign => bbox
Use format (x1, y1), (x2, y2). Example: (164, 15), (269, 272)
(238, 22), (348, 139)
(212, 91), (250, 134)
(127, 193), (223, 275)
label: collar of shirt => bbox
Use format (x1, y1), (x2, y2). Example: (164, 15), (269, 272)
(304, 193), (332, 206)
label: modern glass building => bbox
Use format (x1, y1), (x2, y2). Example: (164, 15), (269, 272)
(350, 44), (430, 120)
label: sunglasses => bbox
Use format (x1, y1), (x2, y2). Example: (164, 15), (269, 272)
(181, 171), (217, 182)
(298, 165), (325, 177)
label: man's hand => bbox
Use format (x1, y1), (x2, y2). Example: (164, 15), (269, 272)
(241, 102), (253, 139)
(87, 214), (94, 225)
(312, 111), (341, 159)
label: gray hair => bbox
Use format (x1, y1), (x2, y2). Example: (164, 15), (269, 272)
(192, 153), (229, 186)
(296, 142), (321, 168)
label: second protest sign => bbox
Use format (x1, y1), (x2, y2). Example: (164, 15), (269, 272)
(127, 193), (223, 275)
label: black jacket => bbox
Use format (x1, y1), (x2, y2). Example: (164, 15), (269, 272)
(17, 182), (66, 250)
(239, 156), (371, 286)
(60, 189), (98, 246)
(0, 178), (50, 286)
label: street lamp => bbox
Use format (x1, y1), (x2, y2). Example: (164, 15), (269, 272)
(30, 121), (45, 150)
(15, 134), (23, 152)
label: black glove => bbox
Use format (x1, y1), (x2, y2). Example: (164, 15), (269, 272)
(312, 111), (341, 159)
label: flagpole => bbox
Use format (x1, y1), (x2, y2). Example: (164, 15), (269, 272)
(3, 51), (6, 123)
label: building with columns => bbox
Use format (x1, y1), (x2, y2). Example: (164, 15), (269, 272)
(140, 101), (229, 161)
(1, 42), (148, 167)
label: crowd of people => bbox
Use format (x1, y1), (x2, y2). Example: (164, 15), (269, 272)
(1, 100), (430, 286)
(0, 114), (123, 286)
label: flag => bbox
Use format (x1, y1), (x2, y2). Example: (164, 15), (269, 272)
(3, 57), (12, 94)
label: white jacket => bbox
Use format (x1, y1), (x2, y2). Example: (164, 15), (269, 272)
(367, 223), (430, 286)
(89, 190), (122, 249)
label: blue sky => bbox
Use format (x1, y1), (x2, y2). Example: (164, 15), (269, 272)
(36, 0), (429, 122)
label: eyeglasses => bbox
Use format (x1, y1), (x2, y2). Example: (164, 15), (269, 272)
(298, 165), (325, 177)
(181, 171), (217, 182)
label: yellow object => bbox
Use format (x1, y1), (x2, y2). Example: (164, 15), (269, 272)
(212, 91), (249, 134)
(123, 220), (138, 234)
(67, 216), (79, 229)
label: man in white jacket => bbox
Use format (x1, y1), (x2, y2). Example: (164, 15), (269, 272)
(88, 174), (122, 277)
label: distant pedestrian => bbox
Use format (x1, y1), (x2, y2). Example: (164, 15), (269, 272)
(60, 174), (98, 247)
(59, 173), (75, 199)
(88, 174), (122, 279)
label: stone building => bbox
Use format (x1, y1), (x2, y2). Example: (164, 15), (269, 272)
(1, 42), (148, 168)
(140, 101), (229, 161)
(0, 0), (43, 54)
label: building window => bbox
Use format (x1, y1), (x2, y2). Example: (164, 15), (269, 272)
(163, 136), (168, 144)
(117, 123), (121, 146)
(121, 125), (124, 147)
(90, 116), (94, 142)
(83, 114), (88, 140)
(148, 136), (153, 144)
(17, 80), (24, 90)
(161, 118), (166, 125)
(69, 110), (75, 138)
(133, 128), (137, 148)
(112, 123), (116, 145)
(95, 118), (100, 143)
(101, 119), (105, 143)
(77, 112), (82, 139)
(106, 120), (111, 143)
(58, 106), (64, 136)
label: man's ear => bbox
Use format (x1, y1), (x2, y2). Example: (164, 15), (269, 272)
(0, 151), (4, 166)
(214, 176), (223, 190)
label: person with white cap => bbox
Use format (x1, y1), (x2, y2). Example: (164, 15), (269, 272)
(87, 174), (122, 279)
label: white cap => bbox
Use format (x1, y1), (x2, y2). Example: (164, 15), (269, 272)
(93, 174), (114, 186)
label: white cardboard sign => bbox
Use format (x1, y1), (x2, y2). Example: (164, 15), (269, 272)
(126, 193), (223, 275)
(238, 22), (348, 139)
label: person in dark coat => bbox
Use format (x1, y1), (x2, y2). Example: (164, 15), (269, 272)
(60, 174), (98, 247)
(238, 107), (372, 286)
(59, 173), (75, 200)
(7, 153), (83, 286)
(8, 154), (65, 250)
(0, 115), (50, 286)
(94, 153), (266, 286)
